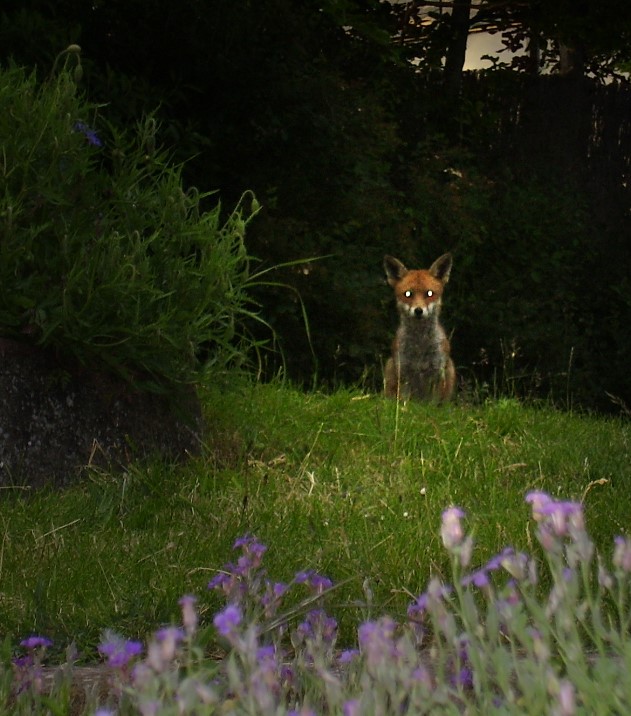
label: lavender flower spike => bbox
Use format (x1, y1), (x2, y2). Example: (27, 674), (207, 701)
(179, 594), (198, 635)
(98, 632), (143, 669)
(20, 636), (53, 650)
(441, 506), (466, 550)
(213, 603), (242, 637)
(73, 121), (102, 147)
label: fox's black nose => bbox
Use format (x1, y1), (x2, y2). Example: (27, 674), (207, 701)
(414, 307), (424, 318)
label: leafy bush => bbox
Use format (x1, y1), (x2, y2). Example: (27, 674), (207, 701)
(7, 491), (631, 713)
(0, 51), (258, 392)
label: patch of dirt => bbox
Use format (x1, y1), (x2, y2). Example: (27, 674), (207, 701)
(0, 338), (204, 489)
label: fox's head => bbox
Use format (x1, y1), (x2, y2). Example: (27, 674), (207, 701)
(384, 253), (453, 319)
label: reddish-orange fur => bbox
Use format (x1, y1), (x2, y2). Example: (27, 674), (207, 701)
(384, 253), (455, 402)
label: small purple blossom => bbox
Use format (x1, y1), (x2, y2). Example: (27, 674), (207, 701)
(297, 608), (338, 645)
(461, 567), (490, 588)
(273, 581), (288, 597)
(451, 665), (474, 689)
(525, 491), (553, 519)
(12, 651), (45, 696)
(500, 550), (529, 581)
(614, 536), (631, 573)
(155, 626), (185, 643)
(358, 616), (399, 668)
(441, 506), (466, 550)
(295, 569), (333, 593)
(538, 499), (583, 537)
(98, 633), (143, 669)
(208, 571), (232, 590)
(73, 121), (102, 147)
(256, 644), (276, 662)
(280, 664), (295, 686)
(207, 535), (270, 607)
(408, 581), (453, 622)
(556, 679), (576, 716)
(461, 547), (518, 588)
(179, 594), (198, 635)
(485, 547), (515, 571)
(233, 534), (267, 565)
(147, 627), (185, 671)
(338, 648), (360, 664)
(449, 638), (474, 690)
(526, 492), (588, 557)
(407, 592), (429, 621)
(213, 603), (242, 637)
(295, 569), (314, 584)
(20, 636), (53, 650)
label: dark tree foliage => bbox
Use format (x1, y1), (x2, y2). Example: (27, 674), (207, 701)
(1, 0), (630, 411)
(393, 1), (631, 81)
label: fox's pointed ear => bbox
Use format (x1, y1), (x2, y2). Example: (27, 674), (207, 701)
(429, 253), (453, 283)
(384, 255), (408, 285)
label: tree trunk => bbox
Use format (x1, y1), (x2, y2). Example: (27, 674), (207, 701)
(443, 0), (472, 97)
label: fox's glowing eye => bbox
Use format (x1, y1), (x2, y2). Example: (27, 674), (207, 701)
(426, 290), (434, 298)
(404, 290), (413, 298)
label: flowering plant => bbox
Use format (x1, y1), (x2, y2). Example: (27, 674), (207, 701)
(8, 491), (631, 714)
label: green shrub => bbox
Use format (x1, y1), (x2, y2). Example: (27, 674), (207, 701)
(0, 51), (258, 392)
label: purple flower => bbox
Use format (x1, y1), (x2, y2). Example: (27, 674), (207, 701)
(213, 604), (242, 637)
(256, 645), (276, 662)
(295, 569), (333, 593)
(98, 633), (143, 669)
(556, 678), (576, 716)
(451, 665), (474, 689)
(280, 664), (295, 686)
(343, 700), (361, 716)
(148, 627), (186, 671)
(73, 121), (102, 147)
(485, 547), (515, 571)
(233, 534), (267, 560)
(407, 592), (429, 621)
(500, 550), (529, 581)
(525, 491), (553, 520)
(441, 507), (466, 550)
(233, 534), (253, 549)
(262, 580), (288, 604)
(338, 649), (360, 664)
(179, 594), (198, 635)
(461, 547), (519, 588)
(20, 636), (53, 650)
(13, 655), (33, 669)
(448, 638), (474, 690)
(296, 608), (338, 647)
(155, 626), (185, 643)
(358, 616), (399, 668)
(538, 500), (583, 537)
(295, 569), (314, 584)
(314, 574), (334, 592)
(461, 568), (490, 588)
(408, 581), (453, 623)
(208, 571), (232, 590)
(12, 652), (44, 696)
(614, 536), (631, 573)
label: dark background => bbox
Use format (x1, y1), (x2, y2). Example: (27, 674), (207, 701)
(2, 0), (630, 412)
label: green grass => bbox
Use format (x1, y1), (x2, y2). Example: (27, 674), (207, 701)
(1, 378), (629, 659)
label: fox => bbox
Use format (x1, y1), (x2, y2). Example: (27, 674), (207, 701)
(383, 252), (455, 402)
